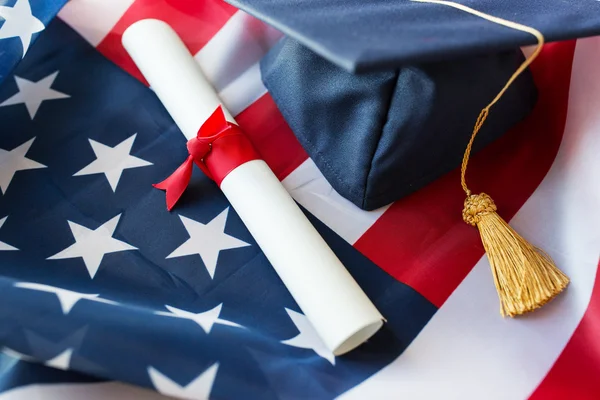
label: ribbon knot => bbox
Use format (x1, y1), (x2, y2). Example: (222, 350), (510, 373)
(186, 137), (214, 180)
(154, 106), (249, 211)
(187, 137), (212, 161)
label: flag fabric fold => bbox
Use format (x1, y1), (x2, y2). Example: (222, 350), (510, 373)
(0, 1), (599, 400)
(0, 16), (434, 400)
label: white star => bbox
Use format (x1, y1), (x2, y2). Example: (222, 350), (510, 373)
(148, 363), (219, 400)
(0, 137), (46, 194)
(0, 0), (44, 57)
(47, 214), (137, 279)
(0, 72), (69, 119)
(73, 134), (152, 192)
(45, 348), (72, 370)
(281, 308), (335, 365)
(2, 345), (72, 370)
(167, 208), (250, 279)
(155, 304), (243, 334)
(14, 282), (117, 314)
(1, 347), (34, 362)
(0, 216), (17, 251)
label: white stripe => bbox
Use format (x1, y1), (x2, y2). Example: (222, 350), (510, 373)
(218, 62), (267, 117)
(58, 0), (135, 47)
(0, 382), (168, 400)
(339, 37), (600, 400)
(282, 159), (389, 244)
(189, 13), (274, 117)
(194, 11), (282, 93)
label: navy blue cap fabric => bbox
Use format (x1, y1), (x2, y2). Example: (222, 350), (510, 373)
(226, 0), (600, 72)
(260, 37), (537, 210)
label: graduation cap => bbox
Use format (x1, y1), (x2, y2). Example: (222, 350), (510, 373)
(221, 0), (599, 316)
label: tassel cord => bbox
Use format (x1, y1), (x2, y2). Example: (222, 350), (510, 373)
(410, 0), (545, 195)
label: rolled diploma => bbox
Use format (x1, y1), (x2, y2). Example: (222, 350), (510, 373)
(122, 19), (384, 355)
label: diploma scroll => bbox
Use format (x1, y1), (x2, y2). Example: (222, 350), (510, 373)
(122, 19), (384, 355)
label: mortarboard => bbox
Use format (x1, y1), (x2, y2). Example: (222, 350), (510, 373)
(221, 0), (593, 316)
(223, 0), (600, 72)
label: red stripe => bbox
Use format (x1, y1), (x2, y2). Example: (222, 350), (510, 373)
(96, 0), (237, 84)
(235, 94), (309, 180)
(529, 260), (600, 400)
(354, 42), (576, 307)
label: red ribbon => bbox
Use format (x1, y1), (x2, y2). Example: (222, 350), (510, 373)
(154, 106), (261, 210)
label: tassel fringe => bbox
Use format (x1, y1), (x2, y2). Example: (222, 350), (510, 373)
(463, 193), (569, 317)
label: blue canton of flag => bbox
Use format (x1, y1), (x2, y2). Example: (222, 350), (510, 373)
(0, 0), (67, 85)
(0, 17), (436, 399)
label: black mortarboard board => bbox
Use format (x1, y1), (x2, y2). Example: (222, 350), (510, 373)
(224, 0), (600, 72)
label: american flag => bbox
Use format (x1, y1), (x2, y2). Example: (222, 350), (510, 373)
(0, 0), (598, 399)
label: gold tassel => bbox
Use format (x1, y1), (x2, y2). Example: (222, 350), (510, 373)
(412, 0), (570, 316)
(462, 193), (569, 317)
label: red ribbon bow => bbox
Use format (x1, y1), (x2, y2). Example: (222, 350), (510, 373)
(154, 106), (260, 211)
